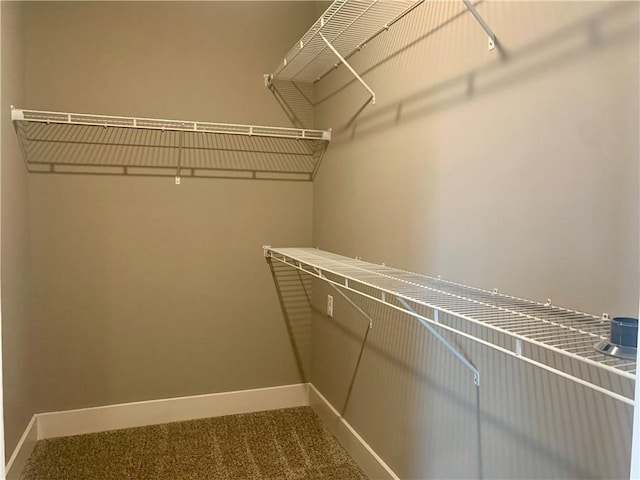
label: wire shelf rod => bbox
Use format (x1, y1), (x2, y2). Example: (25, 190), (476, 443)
(537, 336), (604, 347)
(335, 262), (607, 340)
(338, 280), (604, 344)
(23, 138), (319, 157)
(389, 265), (605, 322)
(22, 159), (318, 176)
(485, 319), (605, 338)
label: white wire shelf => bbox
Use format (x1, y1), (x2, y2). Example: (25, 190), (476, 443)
(12, 108), (331, 181)
(265, 0), (497, 129)
(267, 0), (422, 84)
(266, 0), (497, 87)
(264, 247), (636, 405)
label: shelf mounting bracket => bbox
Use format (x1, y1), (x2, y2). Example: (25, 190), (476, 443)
(319, 32), (376, 105)
(329, 283), (373, 330)
(461, 0), (496, 51)
(398, 298), (480, 386)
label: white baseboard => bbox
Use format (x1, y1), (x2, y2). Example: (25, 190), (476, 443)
(6, 383), (394, 480)
(37, 383), (309, 440)
(5, 415), (38, 480)
(309, 384), (399, 480)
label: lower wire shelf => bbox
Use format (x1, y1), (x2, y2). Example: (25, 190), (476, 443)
(264, 246), (636, 405)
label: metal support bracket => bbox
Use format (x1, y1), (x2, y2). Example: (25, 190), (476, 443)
(319, 32), (376, 105)
(329, 283), (373, 330)
(398, 297), (480, 386)
(461, 0), (496, 51)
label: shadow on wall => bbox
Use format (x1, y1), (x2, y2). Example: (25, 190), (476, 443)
(312, 1), (639, 139)
(309, 278), (634, 479)
(266, 258), (313, 382)
(15, 119), (325, 182)
(265, 2), (638, 478)
(265, 252), (634, 477)
(267, 79), (315, 130)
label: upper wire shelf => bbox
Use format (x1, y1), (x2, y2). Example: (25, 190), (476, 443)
(264, 0), (497, 129)
(264, 247), (636, 406)
(267, 0), (422, 84)
(266, 0), (496, 86)
(12, 108), (331, 182)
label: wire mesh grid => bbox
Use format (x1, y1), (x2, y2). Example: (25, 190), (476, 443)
(268, 79), (316, 130)
(265, 247), (636, 403)
(271, 0), (421, 83)
(13, 109), (330, 180)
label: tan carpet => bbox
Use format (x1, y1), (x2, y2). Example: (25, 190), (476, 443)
(20, 406), (368, 480)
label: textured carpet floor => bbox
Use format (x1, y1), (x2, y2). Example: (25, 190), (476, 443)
(20, 406), (368, 480)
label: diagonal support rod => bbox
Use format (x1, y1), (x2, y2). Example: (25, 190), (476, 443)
(329, 283), (373, 330)
(461, 0), (496, 51)
(397, 296), (483, 479)
(397, 297), (480, 386)
(319, 32), (376, 105)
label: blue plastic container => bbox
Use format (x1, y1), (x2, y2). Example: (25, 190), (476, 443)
(610, 317), (638, 348)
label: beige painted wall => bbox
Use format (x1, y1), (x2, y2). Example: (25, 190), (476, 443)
(311, 1), (638, 478)
(8, 1), (639, 477)
(20, 2), (318, 415)
(314, 1), (638, 317)
(23, 2), (313, 126)
(28, 177), (312, 411)
(1, 1), (35, 459)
